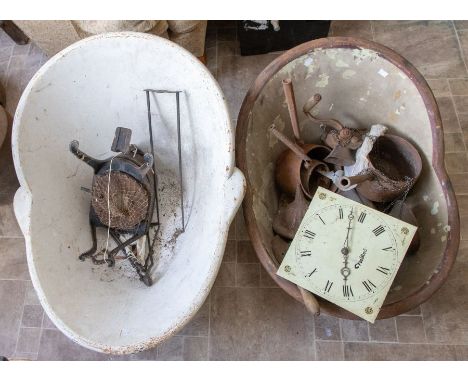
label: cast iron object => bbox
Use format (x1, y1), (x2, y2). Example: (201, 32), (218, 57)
(270, 125), (332, 198)
(389, 200), (421, 255)
(236, 37), (460, 320)
(337, 188), (376, 209)
(270, 234), (320, 316)
(69, 127), (156, 286)
(276, 145), (331, 198)
(272, 185), (310, 240)
(303, 93), (365, 167)
(282, 78), (302, 143)
(356, 134), (422, 203)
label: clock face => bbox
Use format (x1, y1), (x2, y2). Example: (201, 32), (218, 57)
(296, 204), (398, 302)
(277, 187), (417, 323)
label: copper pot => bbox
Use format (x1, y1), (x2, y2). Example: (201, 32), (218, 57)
(275, 143), (331, 198)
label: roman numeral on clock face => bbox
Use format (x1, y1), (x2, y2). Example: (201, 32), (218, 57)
(317, 215), (326, 225)
(382, 246), (394, 251)
(358, 212), (366, 223)
(376, 266), (390, 275)
(362, 279), (377, 292)
(303, 230), (316, 239)
(343, 285), (354, 298)
(300, 250), (312, 257)
(324, 280), (333, 293)
(339, 207), (344, 219)
(372, 225), (385, 236)
(305, 268), (317, 277)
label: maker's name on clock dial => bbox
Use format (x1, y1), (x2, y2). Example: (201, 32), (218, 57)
(296, 203), (398, 302)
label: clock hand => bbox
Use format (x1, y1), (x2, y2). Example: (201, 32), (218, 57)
(340, 207), (354, 282)
(341, 207), (354, 254)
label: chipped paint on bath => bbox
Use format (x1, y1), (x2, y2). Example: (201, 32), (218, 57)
(315, 73), (329, 88)
(342, 69), (356, 79)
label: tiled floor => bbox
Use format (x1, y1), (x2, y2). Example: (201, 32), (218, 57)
(1, 20), (468, 361)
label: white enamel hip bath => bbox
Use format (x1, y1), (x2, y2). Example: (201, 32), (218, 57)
(12, 32), (245, 354)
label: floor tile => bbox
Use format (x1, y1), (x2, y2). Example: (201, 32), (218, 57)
(444, 132), (465, 152)
(0, 280), (25, 356)
(218, 41), (239, 57)
(427, 78), (450, 97)
(0, 192), (22, 237)
(454, 345), (468, 360)
(236, 263), (260, 287)
(459, 113), (468, 132)
(222, 240), (236, 263)
(453, 96), (468, 113)
(461, 215), (468, 240)
(217, 52), (280, 117)
(210, 287), (314, 360)
(457, 194), (468, 215)
(454, 21), (468, 30)
(369, 318), (398, 342)
(372, 21), (467, 78)
(12, 351), (38, 361)
(216, 27), (236, 42)
(0, 238), (28, 280)
(401, 306), (422, 316)
(214, 262), (236, 287)
(227, 220), (236, 240)
(449, 79), (468, 95)
(37, 329), (109, 361)
(24, 281), (40, 305)
(206, 45), (217, 78)
(41, 313), (56, 329)
(237, 240), (258, 263)
(314, 314), (341, 341)
(259, 266), (279, 288)
(315, 341), (344, 360)
(341, 319), (369, 342)
(235, 209), (249, 240)
(183, 336), (208, 361)
(396, 316), (427, 343)
(437, 96), (461, 133)
(16, 327), (41, 353)
(179, 299), (209, 336)
(157, 335), (184, 360)
(449, 172), (468, 194)
(457, 30), (468, 68)
(422, 241), (468, 344)
(344, 342), (457, 360)
(21, 304), (44, 328)
(329, 21), (373, 40)
(445, 152), (468, 173)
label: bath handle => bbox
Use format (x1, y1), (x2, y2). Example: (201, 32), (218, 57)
(223, 167), (246, 231)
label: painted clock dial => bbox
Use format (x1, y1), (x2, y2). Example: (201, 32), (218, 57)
(296, 204), (398, 302)
(277, 187), (417, 323)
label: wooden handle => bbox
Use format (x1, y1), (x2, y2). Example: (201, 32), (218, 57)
(282, 79), (301, 142)
(298, 286), (320, 316)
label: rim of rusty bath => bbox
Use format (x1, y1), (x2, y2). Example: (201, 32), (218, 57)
(235, 37), (460, 320)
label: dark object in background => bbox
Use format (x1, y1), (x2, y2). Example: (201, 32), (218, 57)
(0, 21), (29, 45)
(237, 20), (331, 56)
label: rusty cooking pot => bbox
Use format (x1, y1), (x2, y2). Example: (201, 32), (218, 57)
(356, 134), (423, 203)
(275, 143), (331, 199)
